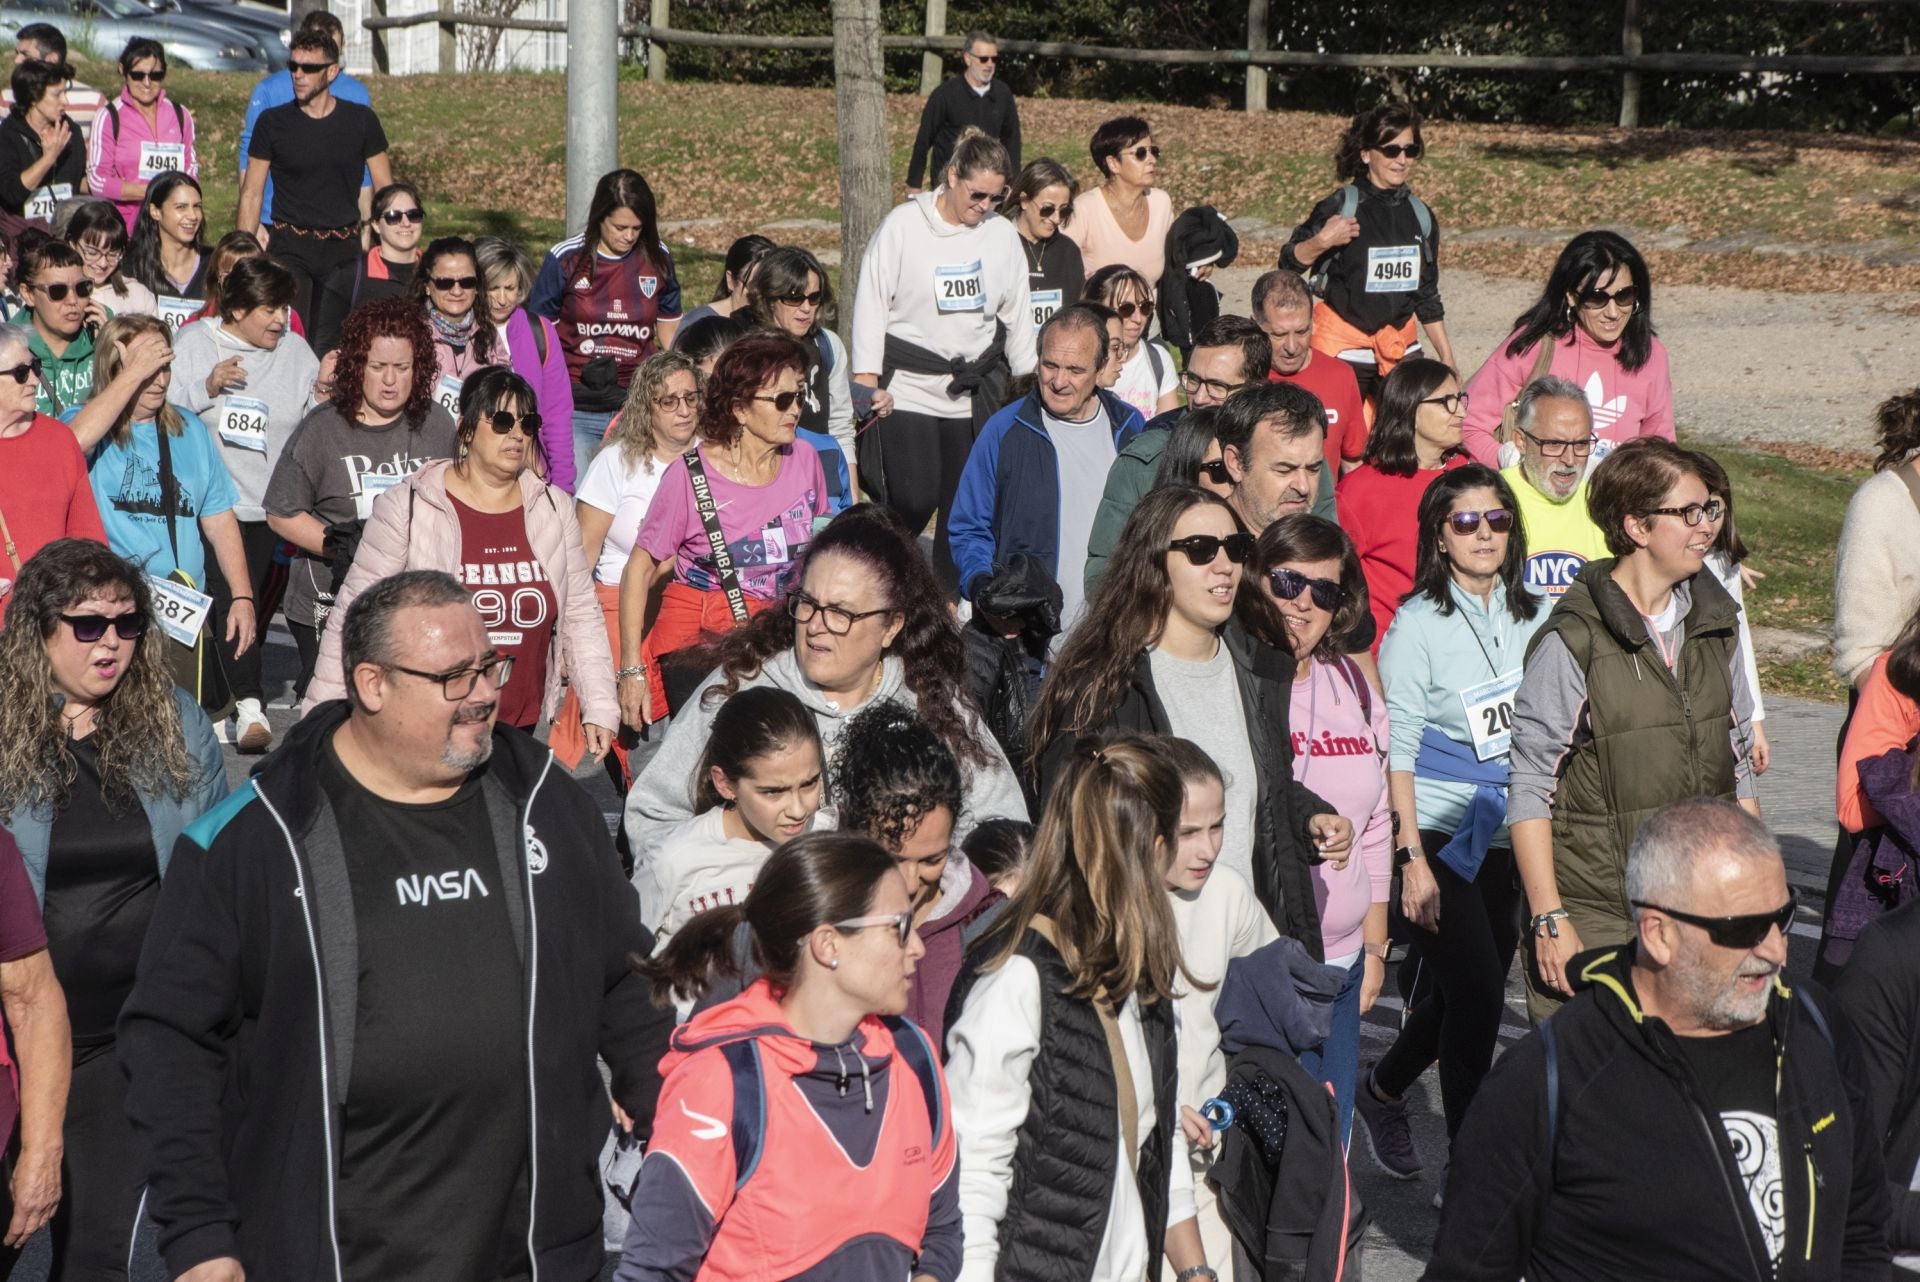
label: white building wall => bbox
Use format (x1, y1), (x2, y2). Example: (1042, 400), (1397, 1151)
(336, 0), (571, 74)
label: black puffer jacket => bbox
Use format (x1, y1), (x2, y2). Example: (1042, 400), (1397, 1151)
(1836, 898), (1920, 1261)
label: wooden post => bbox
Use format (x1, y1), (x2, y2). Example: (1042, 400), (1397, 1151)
(835, 0), (889, 348)
(438, 0), (457, 71)
(369, 0), (390, 73)
(648, 0), (669, 82)
(919, 0), (946, 96)
(1619, 0), (1642, 128)
(1245, 0), (1268, 112)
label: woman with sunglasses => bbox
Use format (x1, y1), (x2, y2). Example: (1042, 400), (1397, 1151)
(83, 39), (196, 236)
(311, 181), (424, 357)
(744, 245), (854, 504)
(1029, 485), (1354, 944)
(1281, 101), (1453, 398)
(411, 236), (501, 424)
(60, 199), (153, 318)
(1255, 514), (1390, 1147)
(476, 234), (575, 491)
(0, 537), (225, 1278)
(616, 330), (828, 729)
(1005, 157), (1084, 337)
(850, 127), (1035, 592)
(621, 832), (953, 1282)
(1084, 263), (1179, 421)
(124, 171), (207, 335)
(1462, 230), (1671, 468)
(303, 367), (613, 755)
(1336, 356), (1468, 646)
(1064, 115), (1173, 286)
(1357, 466), (1545, 1183)
(1509, 437), (1758, 1020)
(0, 59), (82, 224)
(625, 503), (1026, 864)
(1154, 404), (1232, 498)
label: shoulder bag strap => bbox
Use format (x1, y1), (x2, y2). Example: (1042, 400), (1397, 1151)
(681, 447), (750, 625)
(1497, 333), (1560, 446)
(154, 417), (182, 570)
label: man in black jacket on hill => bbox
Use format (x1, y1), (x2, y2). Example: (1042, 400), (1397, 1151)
(1425, 798), (1889, 1282)
(906, 30), (1021, 195)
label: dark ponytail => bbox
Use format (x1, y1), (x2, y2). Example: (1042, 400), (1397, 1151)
(691, 686), (821, 812)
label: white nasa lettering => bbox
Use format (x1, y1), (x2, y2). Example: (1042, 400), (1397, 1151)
(394, 868), (492, 905)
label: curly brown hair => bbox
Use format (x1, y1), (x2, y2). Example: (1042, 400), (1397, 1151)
(329, 294), (438, 429)
(831, 700), (962, 852)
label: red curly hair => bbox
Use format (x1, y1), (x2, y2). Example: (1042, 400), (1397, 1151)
(330, 294), (439, 429)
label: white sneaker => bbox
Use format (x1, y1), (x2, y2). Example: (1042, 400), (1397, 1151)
(234, 699), (272, 755)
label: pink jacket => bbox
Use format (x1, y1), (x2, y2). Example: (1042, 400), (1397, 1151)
(1460, 326), (1674, 467)
(303, 459), (618, 729)
(85, 90), (199, 232)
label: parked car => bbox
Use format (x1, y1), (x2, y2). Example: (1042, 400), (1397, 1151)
(142, 0), (288, 70)
(0, 0), (269, 72)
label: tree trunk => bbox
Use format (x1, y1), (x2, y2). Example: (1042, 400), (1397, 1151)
(832, 0), (889, 349)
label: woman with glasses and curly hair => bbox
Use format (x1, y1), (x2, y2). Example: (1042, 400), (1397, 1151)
(0, 538), (225, 1276)
(265, 293), (456, 700)
(625, 503), (1027, 865)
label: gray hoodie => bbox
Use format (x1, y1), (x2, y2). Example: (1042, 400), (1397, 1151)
(624, 650), (1029, 864)
(171, 315), (321, 522)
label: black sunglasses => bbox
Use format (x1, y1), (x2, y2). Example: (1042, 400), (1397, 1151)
(61, 612), (146, 643)
(289, 60), (334, 74)
(1374, 142), (1423, 159)
(1034, 203), (1062, 220)
(1631, 890), (1797, 950)
(1266, 566), (1345, 612)
(32, 279), (93, 301)
(776, 291), (824, 307)
(754, 390), (802, 412)
(0, 356), (43, 385)
(379, 207), (425, 225)
(1446, 508), (1514, 535)
(430, 275), (479, 291)
(1196, 458), (1231, 485)
(125, 67), (166, 83)
(1129, 145), (1162, 162)
(484, 410), (542, 435)
(1167, 533), (1255, 566)
(1577, 284), (1640, 313)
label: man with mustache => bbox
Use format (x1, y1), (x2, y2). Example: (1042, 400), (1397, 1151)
(1501, 375), (1610, 603)
(1424, 799), (1888, 1282)
(120, 571), (670, 1282)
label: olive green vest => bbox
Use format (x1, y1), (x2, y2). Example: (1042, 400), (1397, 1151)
(1526, 559), (1742, 938)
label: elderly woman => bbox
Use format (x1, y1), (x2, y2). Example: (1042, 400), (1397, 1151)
(264, 294), (458, 699)
(616, 329), (830, 728)
(83, 38), (198, 235)
(1064, 114), (1173, 285)
(311, 181), (424, 356)
(304, 366), (614, 755)
(0, 538), (225, 1276)
(0, 59), (83, 222)
(1005, 156), (1084, 336)
(1510, 437), (1758, 1019)
(476, 233), (575, 490)
(0, 322), (106, 614)
(746, 245), (854, 498)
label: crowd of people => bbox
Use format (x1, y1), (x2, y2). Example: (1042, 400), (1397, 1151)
(0, 19), (1907, 1282)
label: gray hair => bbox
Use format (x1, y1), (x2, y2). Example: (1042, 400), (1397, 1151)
(1251, 268), (1313, 319)
(964, 29), (996, 53)
(341, 570), (474, 708)
(1626, 798), (1780, 916)
(0, 322), (35, 367)
(1040, 303), (1110, 369)
(1514, 375), (1592, 436)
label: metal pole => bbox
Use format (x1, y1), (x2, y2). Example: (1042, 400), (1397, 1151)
(1619, 0), (1642, 127)
(919, 0), (946, 96)
(567, 0), (619, 235)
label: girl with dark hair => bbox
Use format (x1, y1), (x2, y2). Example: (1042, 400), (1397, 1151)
(61, 199), (151, 316)
(746, 244), (854, 499)
(962, 816), (1033, 894)
(625, 502), (1027, 860)
(0, 58), (82, 222)
(1084, 262), (1178, 419)
(1065, 115), (1173, 285)
(192, 230), (308, 339)
(125, 171), (207, 329)
(1692, 448), (1768, 775)
(1336, 356), (1468, 645)
(832, 699), (993, 1048)
(1280, 101), (1452, 399)
(1029, 485), (1353, 949)
(1006, 156), (1084, 336)
(673, 232), (774, 334)
(264, 294), (458, 697)
(634, 686), (824, 958)
(409, 236), (499, 421)
(85, 37), (196, 235)
(528, 168), (683, 469)
(303, 367), (616, 756)
(311, 180), (424, 356)
(673, 311), (750, 376)
(1358, 466), (1545, 1180)
(620, 832), (956, 1282)
(1462, 229), (1670, 468)
(1253, 513), (1389, 1146)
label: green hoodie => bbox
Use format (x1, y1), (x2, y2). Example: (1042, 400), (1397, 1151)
(27, 322), (95, 418)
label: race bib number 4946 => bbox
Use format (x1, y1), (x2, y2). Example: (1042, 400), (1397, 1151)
(1365, 244), (1420, 293)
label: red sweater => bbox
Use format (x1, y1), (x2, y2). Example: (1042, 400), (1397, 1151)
(1271, 350), (1369, 475)
(1336, 457), (1466, 650)
(0, 414), (106, 617)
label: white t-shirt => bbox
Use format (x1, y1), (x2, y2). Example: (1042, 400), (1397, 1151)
(1110, 340), (1178, 423)
(1150, 641), (1260, 885)
(1046, 401), (1117, 650)
(631, 807), (772, 946)
(576, 442), (670, 585)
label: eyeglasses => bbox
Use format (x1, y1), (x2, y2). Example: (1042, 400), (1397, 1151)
(1167, 533), (1255, 566)
(31, 279), (93, 301)
(76, 242), (123, 263)
(1266, 566), (1345, 611)
(60, 612), (146, 642)
(1196, 458), (1231, 485)
(0, 357), (44, 384)
(125, 67), (166, 82)
(964, 188), (1007, 208)
(1577, 284), (1639, 313)
(1033, 203), (1062, 220)
(289, 60), (334, 75)
(1446, 508), (1514, 535)
(1644, 498), (1726, 527)
(1373, 142), (1423, 159)
(1128, 145), (1162, 162)
(430, 275), (479, 291)
(832, 912), (915, 947)
(1180, 370), (1245, 399)
(776, 291), (824, 307)
(384, 654), (514, 700)
(653, 391), (699, 412)
(483, 410), (541, 435)
(1517, 427), (1597, 459)
(1113, 299), (1154, 321)
(1630, 890), (1797, 950)
(378, 207), (425, 225)
(753, 390), (802, 412)
(788, 590), (893, 635)
(1421, 391), (1468, 415)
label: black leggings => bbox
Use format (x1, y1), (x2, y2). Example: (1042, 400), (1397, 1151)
(856, 409), (974, 595)
(291, 619), (321, 702)
(203, 519), (283, 704)
(1374, 835), (1522, 1139)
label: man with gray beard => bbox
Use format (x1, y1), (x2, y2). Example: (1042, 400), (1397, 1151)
(1499, 375), (1610, 603)
(120, 571), (669, 1282)
(1424, 799), (1890, 1282)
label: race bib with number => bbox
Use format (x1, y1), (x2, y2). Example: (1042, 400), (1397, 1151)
(434, 372), (465, 417)
(216, 394), (270, 453)
(136, 141), (187, 181)
(935, 261), (986, 313)
(1365, 244), (1420, 293)
(145, 573), (212, 646)
(1460, 669), (1523, 762)
(155, 296), (199, 333)
(1030, 287), (1063, 332)
(356, 471), (403, 520)
(24, 182), (72, 224)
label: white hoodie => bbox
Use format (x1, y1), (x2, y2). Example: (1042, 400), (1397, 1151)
(851, 191), (1037, 419)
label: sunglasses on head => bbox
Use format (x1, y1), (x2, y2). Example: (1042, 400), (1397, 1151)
(1630, 890), (1797, 950)
(379, 207), (425, 225)
(125, 67), (166, 83)
(430, 275), (479, 291)
(1447, 508), (1514, 535)
(1577, 284), (1640, 313)
(1373, 142), (1423, 159)
(484, 409), (541, 435)
(289, 60), (334, 75)
(1114, 300), (1153, 320)
(1167, 533), (1255, 566)
(1266, 566), (1345, 611)
(1196, 458), (1231, 485)
(777, 291), (824, 307)
(61, 612), (146, 643)
(0, 356), (43, 385)
(32, 279), (93, 301)
(754, 390), (802, 412)
(1128, 145), (1162, 162)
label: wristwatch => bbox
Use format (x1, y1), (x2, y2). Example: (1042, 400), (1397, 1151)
(1365, 941), (1390, 961)
(1393, 845), (1424, 869)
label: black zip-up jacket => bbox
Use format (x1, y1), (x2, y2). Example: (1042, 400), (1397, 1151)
(1280, 177), (1443, 335)
(1036, 617), (1338, 957)
(906, 74), (1022, 189)
(118, 702), (672, 1281)
(0, 109), (84, 217)
(1836, 899), (1920, 1260)
(1424, 945), (1889, 1282)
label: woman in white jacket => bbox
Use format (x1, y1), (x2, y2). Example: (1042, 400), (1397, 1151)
(851, 127), (1036, 592)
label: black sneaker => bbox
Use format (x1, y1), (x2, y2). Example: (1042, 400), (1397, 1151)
(1353, 1062), (1423, 1180)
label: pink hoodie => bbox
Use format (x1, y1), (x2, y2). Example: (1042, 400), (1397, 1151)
(84, 89), (199, 232)
(1290, 658), (1392, 961)
(1460, 325), (1674, 467)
